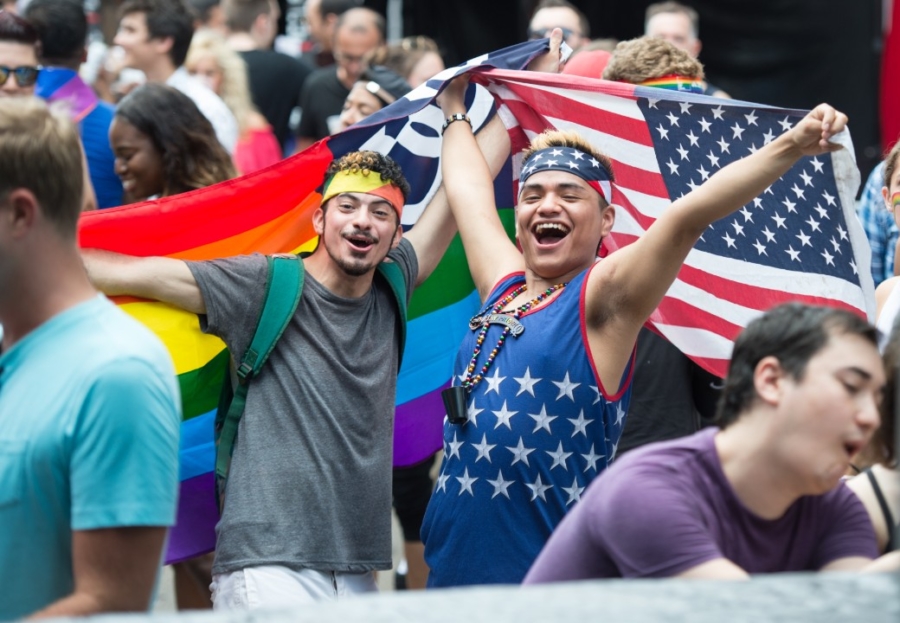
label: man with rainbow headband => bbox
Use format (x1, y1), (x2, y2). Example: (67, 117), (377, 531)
(421, 74), (852, 586)
(83, 145), (507, 608)
(602, 36), (706, 95)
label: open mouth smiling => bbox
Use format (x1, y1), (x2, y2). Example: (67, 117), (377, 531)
(532, 222), (571, 245)
(344, 232), (377, 252)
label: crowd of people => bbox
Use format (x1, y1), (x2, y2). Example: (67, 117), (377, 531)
(0, 0), (898, 619)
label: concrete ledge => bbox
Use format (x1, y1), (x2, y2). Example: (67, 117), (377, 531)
(53, 572), (899, 623)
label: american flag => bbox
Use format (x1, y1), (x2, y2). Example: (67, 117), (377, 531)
(326, 37), (872, 451)
(474, 69), (872, 377)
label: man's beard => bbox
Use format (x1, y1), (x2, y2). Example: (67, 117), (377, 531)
(323, 229), (388, 277)
(327, 249), (377, 277)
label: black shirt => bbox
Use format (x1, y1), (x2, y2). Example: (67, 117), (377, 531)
(619, 328), (721, 455)
(296, 65), (350, 142)
(239, 49), (311, 150)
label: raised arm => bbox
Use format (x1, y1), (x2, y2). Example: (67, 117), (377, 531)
(437, 76), (523, 300)
(405, 112), (512, 288)
(588, 104), (848, 336)
(82, 249), (206, 314)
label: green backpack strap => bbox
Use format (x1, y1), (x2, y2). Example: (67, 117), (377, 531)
(376, 261), (407, 369)
(215, 255), (303, 491)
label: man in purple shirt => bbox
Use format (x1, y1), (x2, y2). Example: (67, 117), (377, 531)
(525, 303), (900, 581)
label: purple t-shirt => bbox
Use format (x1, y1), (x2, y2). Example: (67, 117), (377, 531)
(524, 428), (878, 582)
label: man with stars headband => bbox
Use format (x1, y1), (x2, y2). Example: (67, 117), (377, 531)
(420, 71), (852, 587)
(519, 146), (614, 208)
(603, 36), (706, 95)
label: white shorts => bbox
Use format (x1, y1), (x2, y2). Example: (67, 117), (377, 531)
(210, 565), (378, 610)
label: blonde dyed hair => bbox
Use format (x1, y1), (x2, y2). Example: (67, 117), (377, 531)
(521, 129), (615, 182)
(602, 36), (703, 83)
(0, 97), (83, 237)
(185, 28), (260, 135)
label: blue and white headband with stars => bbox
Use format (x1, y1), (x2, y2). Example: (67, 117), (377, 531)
(519, 146), (614, 206)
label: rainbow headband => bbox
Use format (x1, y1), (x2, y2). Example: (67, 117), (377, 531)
(321, 169), (405, 218)
(639, 74), (704, 94)
(519, 146), (614, 205)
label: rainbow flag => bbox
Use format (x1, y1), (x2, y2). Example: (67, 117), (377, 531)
(77, 40), (553, 564)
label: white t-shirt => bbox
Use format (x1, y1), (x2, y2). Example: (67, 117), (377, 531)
(167, 67), (238, 154)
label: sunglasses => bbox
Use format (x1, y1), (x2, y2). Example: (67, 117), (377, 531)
(528, 26), (579, 42)
(0, 65), (42, 88)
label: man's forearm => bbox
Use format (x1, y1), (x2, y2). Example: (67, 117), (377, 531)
(671, 104), (846, 237)
(672, 133), (805, 238)
(862, 551), (900, 573)
(29, 591), (149, 619)
(33, 527), (170, 619)
(81, 249), (206, 314)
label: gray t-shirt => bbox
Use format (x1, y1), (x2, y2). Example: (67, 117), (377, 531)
(187, 239), (418, 574)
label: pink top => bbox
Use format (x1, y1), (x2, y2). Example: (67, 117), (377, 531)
(234, 127), (282, 175)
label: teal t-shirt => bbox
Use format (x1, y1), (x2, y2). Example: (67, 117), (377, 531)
(0, 295), (181, 620)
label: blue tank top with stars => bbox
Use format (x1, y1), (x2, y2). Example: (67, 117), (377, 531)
(421, 264), (635, 587)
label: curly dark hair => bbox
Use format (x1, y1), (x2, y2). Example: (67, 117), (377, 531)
(115, 83), (235, 197)
(323, 150), (410, 199)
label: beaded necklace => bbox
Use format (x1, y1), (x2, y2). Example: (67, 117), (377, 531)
(462, 282), (567, 391)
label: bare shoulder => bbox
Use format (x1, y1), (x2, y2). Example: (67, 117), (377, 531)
(582, 256), (643, 392)
(871, 464), (900, 507)
(875, 277), (900, 319)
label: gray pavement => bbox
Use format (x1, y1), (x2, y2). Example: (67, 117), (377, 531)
(61, 572), (900, 623)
